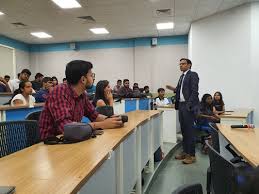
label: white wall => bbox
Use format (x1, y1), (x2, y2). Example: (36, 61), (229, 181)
(0, 46), (30, 79)
(189, 2), (259, 125)
(16, 49), (30, 75)
(30, 48), (134, 87)
(250, 2), (259, 126)
(30, 44), (188, 92)
(0, 45), (15, 78)
(134, 45), (188, 92)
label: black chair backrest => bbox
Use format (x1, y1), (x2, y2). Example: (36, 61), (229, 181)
(96, 106), (114, 117)
(172, 183), (203, 194)
(209, 123), (220, 153)
(0, 120), (40, 158)
(206, 141), (237, 194)
(25, 110), (42, 121)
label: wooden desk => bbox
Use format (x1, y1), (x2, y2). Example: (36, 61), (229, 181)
(0, 103), (44, 122)
(113, 98), (151, 115)
(0, 92), (12, 105)
(217, 124), (259, 167)
(219, 108), (254, 125)
(0, 110), (163, 194)
(157, 104), (180, 143)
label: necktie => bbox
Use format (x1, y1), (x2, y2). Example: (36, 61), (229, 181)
(178, 73), (185, 88)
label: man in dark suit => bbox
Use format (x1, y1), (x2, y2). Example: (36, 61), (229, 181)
(166, 58), (199, 164)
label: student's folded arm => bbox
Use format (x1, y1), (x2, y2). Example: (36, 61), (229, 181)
(12, 99), (24, 106)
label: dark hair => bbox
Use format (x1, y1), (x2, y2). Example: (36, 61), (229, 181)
(123, 79), (129, 84)
(52, 76), (58, 81)
(213, 91), (224, 106)
(63, 78), (67, 82)
(180, 58), (192, 65)
(35, 73), (43, 79)
(21, 69), (31, 76)
(180, 58), (192, 69)
(65, 60), (93, 85)
(9, 81), (31, 104)
(117, 79), (122, 83)
(157, 88), (165, 93)
(17, 73), (20, 78)
(133, 83), (138, 86)
(4, 75), (10, 79)
(201, 93), (213, 110)
(93, 80), (109, 107)
(144, 86), (149, 90)
(42, 77), (53, 83)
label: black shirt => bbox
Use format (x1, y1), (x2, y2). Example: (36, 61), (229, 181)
(212, 100), (224, 111)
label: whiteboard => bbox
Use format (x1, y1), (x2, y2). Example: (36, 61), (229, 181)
(0, 44), (15, 78)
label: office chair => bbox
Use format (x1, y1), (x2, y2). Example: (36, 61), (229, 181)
(172, 183), (203, 194)
(25, 110), (42, 121)
(205, 140), (252, 194)
(0, 120), (40, 158)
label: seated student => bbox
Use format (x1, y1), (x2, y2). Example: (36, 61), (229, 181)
(213, 91), (225, 114)
(52, 76), (58, 87)
(0, 76), (11, 92)
(10, 81), (35, 106)
(4, 75), (10, 83)
(62, 78), (67, 84)
(155, 88), (170, 106)
(93, 80), (113, 107)
(113, 79), (122, 93)
(143, 86), (153, 98)
(133, 83), (139, 89)
(35, 77), (53, 103)
(8, 69), (32, 93)
(197, 93), (220, 126)
(86, 73), (96, 94)
(31, 73), (44, 91)
(118, 79), (133, 98)
(39, 60), (123, 140)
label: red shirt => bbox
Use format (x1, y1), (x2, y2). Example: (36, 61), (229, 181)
(39, 84), (99, 140)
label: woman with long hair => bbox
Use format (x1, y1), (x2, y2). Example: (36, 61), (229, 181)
(213, 91), (225, 114)
(93, 80), (113, 108)
(10, 81), (35, 106)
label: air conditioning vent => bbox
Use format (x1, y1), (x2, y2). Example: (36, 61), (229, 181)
(11, 22), (27, 27)
(77, 16), (96, 22)
(155, 9), (173, 17)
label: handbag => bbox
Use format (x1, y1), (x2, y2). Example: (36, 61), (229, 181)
(44, 122), (96, 144)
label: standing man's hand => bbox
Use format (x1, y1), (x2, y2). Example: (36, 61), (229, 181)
(166, 85), (176, 91)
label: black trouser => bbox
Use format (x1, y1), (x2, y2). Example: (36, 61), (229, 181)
(178, 102), (195, 156)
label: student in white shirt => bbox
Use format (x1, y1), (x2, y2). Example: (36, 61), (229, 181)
(155, 88), (170, 106)
(10, 81), (35, 107)
(8, 69), (32, 93)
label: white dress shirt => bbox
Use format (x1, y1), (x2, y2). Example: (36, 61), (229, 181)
(179, 69), (190, 102)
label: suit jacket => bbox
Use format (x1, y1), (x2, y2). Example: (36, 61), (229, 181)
(175, 70), (199, 113)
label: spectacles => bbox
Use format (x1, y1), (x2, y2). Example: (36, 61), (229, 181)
(86, 73), (95, 79)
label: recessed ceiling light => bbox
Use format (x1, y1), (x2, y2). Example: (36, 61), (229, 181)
(156, 22), (174, 30)
(51, 0), (81, 9)
(0, 11), (5, 15)
(90, 28), (109, 34)
(31, 32), (52, 38)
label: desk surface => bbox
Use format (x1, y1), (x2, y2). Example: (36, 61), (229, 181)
(0, 110), (161, 194)
(157, 104), (175, 109)
(217, 124), (259, 167)
(0, 103), (44, 111)
(219, 108), (253, 119)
